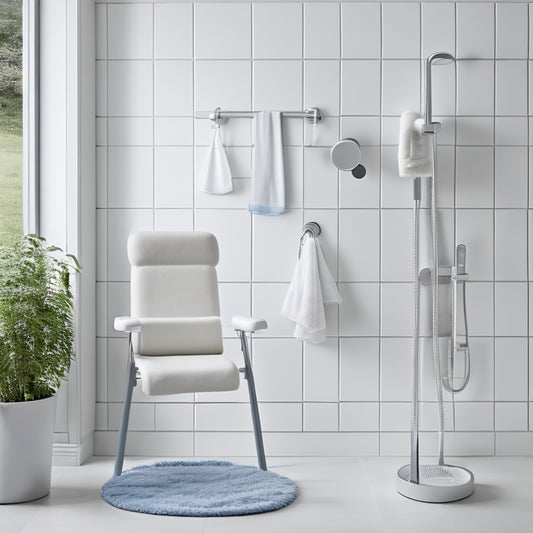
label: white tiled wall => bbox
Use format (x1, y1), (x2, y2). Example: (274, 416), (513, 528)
(95, 1), (532, 457)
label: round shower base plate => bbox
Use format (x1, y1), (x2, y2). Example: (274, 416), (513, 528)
(396, 464), (474, 503)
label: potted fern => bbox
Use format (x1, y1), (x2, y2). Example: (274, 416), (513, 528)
(0, 234), (80, 503)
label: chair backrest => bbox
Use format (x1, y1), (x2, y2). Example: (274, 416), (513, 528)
(128, 230), (223, 356)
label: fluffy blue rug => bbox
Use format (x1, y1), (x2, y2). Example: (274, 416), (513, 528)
(101, 460), (297, 516)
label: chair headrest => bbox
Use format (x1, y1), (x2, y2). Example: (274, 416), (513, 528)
(128, 231), (219, 267)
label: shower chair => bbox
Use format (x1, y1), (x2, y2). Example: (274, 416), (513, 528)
(113, 230), (267, 475)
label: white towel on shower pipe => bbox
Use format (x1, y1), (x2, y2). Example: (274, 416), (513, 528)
(199, 125), (233, 194)
(398, 111), (433, 178)
(249, 111), (285, 215)
(282, 237), (342, 344)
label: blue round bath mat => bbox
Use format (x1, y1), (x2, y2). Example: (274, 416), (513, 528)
(101, 460), (297, 516)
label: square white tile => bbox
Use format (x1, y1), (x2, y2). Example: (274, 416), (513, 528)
(194, 2), (251, 59)
(95, 61), (107, 117)
(108, 118), (153, 147)
(108, 402), (155, 431)
(454, 402), (494, 431)
(456, 147), (494, 208)
(381, 147), (415, 208)
(339, 337), (380, 401)
(253, 60), (302, 111)
(382, 3), (420, 59)
(260, 403), (302, 432)
(380, 337), (411, 402)
(496, 3), (528, 59)
(466, 282), (494, 337)
(338, 210), (379, 282)
(108, 3), (153, 60)
(339, 403), (379, 431)
(304, 116), (339, 147)
(339, 146), (381, 208)
(304, 403), (338, 432)
(154, 209), (193, 231)
(495, 337), (528, 401)
(381, 209), (412, 282)
(456, 209), (494, 281)
(456, 116), (494, 146)
(252, 338), (303, 402)
(495, 209), (528, 281)
(155, 117), (193, 146)
(252, 208), (303, 282)
(154, 61), (193, 117)
(154, 147), (194, 209)
(107, 147), (153, 209)
(494, 283), (528, 337)
(382, 60), (421, 116)
(494, 402), (528, 431)
(457, 60), (495, 115)
(496, 61), (528, 116)
(495, 116), (528, 146)
(107, 209), (153, 282)
(252, 283), (297, 339)
(155, 403), (194, 431)
(108, 61), (153, 117)
(341, 117), (380, 147)
(195, 404), (252, 432)
(195, 209), (251, 281)
(341, 2), (381, 59)
(195, 60), (251, 113)
(421, 2), (455, 59)
(341, 60), (381, 115)
(304, 2), (339, 59)
(338, 283), (380, 336)
(380, 283), (412, 337)
(304, 338), (339, 402)
(218, 283), (251, 336)
(284, 146), (303, 208)
(380, 403), (410, 431)
(253, 3), (302, 59)
(304, 60), (340, 117)
(303, 147), (338, 208)
(456, 2), (495, 59)
(95, 4), (107, 60)
(154, 3), (193, 59)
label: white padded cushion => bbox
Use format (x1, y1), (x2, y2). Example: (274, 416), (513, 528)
(135, 354), (240, 396)
(132, 317), (223, 356)
(128, 231), (218, 267)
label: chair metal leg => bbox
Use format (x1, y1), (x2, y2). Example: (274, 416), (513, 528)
(239, 331), (267, 471)
(114, 336), (138, 476)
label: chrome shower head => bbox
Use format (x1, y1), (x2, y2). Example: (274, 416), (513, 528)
(423, 52), (455, 133)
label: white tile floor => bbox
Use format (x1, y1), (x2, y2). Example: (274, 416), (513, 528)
(2, 456), (533, 533)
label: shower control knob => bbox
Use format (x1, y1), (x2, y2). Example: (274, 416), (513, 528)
(351, 164), (366, 179)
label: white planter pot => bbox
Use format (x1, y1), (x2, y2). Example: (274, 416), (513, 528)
(0, 395), (57, 503)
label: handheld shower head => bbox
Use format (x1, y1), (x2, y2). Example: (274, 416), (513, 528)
(422, 52), (455, 134)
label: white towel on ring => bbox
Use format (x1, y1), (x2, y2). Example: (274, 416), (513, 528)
(249, 111), (285, 215)
(199, 125), (233, 194)
(281, 237), (342, 344)
(398, 111), (432, 178)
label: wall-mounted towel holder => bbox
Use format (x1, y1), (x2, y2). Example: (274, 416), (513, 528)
(207, 107), (322, 125)
(298, 222), (321, 258)
(330, 138), (366, 179)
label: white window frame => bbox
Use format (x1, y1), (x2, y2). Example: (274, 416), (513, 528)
(22, 0), (39, 235)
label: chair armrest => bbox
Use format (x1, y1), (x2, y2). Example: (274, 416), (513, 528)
(231, 315), (268, 333)
(114, 316), (142, 333)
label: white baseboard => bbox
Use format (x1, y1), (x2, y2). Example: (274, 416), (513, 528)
(53, 433), (94, 466)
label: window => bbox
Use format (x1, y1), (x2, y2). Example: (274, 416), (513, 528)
(0, 0), (37, 246)
(0, 0), (23, 246)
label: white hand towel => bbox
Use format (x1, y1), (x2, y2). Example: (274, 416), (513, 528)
(282, 237), (342, 344)
(398, 111), (433, 178)
(249, 111), (285, 215)
(199, 126), (233, 194)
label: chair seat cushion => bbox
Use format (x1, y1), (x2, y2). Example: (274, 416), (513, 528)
(135, 354), (240, 396)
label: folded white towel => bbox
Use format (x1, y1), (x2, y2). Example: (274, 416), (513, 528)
(249, 111), (285, 215)
(282, 237), (342, 344)
(398, 111), (433, 178)
(199, 126), (233, 194)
